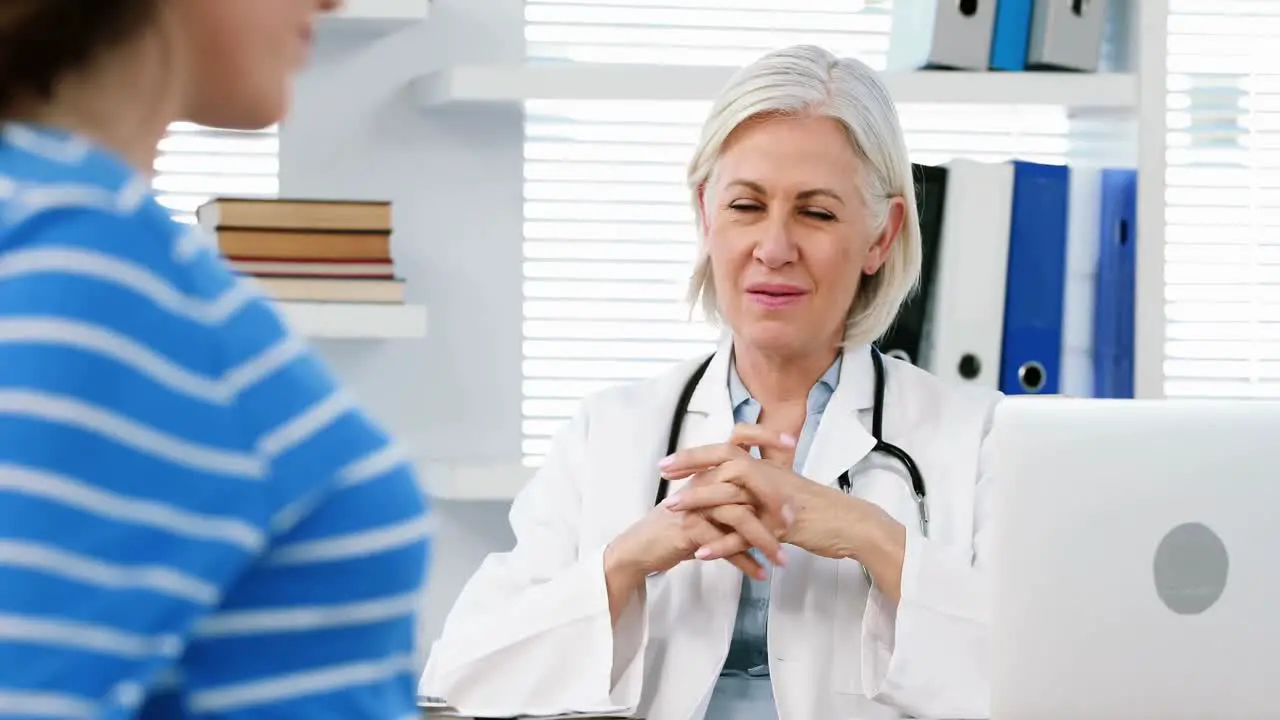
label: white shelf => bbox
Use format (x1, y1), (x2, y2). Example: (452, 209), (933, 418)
(417, 460), (531, 501)
(415, 63), (1138, 110)
(332, 0), (429, 21)
(279, 301), (427, 339)
(319, 0), (428, 36)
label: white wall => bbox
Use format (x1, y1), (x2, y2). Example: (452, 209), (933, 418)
(279, 0), (525, 664)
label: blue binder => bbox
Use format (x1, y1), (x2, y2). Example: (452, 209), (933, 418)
(1092, 168), (1138, 399)
(999, 161), (1070, 395)
(990, 0), (1034, 71)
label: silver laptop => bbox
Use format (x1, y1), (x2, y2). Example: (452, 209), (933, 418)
(986, 397), (1280, 719)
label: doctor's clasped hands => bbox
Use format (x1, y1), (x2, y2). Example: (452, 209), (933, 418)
(658, 423), (909, 599)
(603, 427), (796, 594)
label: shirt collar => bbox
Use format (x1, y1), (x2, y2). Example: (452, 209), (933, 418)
(728, 352), (843, 414)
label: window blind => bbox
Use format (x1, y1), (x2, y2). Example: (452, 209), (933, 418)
(1164, 0), (1280, 398)
(152, 122), (279, 224)
(521, 1), (1075, 465)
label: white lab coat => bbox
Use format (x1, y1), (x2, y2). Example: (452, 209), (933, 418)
(421, 339), (1003, 719)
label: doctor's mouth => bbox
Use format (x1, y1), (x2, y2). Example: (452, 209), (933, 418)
(746, 282), (810, 309)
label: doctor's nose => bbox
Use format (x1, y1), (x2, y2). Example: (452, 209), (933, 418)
(753, 217), (799, 269)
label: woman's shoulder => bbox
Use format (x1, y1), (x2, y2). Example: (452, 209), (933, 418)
(0, 166), (249, 364)
(0, 124), (203, 276)
(0, 123), (268, 328)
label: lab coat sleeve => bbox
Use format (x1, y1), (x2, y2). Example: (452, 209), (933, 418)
(418, 404), (647, 717)
(859, 397), (999, 719)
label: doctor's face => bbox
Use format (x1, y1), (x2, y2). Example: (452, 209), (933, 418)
(701, 113), (895, 359)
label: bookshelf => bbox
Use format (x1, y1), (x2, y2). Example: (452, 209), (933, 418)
(318, 0), (430, 38)
(279, 301), (427, 340)
(414, 63), (1137, 110)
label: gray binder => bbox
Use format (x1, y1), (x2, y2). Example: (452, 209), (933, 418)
(887, 0), (999, 72)
(1027, 0), (1111, 72)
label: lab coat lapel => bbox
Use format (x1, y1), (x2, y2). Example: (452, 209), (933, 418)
(680, 333), (736, 448)
(584, 336), (731, 545)
(799, 344), (878, 487)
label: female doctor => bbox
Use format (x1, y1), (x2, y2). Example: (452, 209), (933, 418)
(421, 44), (1002, 720)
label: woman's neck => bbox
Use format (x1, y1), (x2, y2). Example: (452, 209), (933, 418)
(734, 342), (840, 408)
(9, 32), (177, 174)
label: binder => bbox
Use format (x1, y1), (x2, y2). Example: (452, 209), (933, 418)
(999, 161), (1070, 396)
(877, 163), (947, 366)
(920, 159), (1015, 389)
(1092, 168), (1137, 398)
(1027, 0), (1111, 72)
(989, 0), (1034, 71)
(1060, 166), (1103, 398)
(887, 0), (1000, 71)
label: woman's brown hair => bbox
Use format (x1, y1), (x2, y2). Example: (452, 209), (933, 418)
(0, 0), (159, 116)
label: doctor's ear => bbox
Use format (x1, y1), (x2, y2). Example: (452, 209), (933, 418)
(860, 196), (906, 276)
(697, 183), (710, 237)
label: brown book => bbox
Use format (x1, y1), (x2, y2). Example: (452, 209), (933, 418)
(229, 258), (396, 279)
(217, 228), (390, 261)
(254, 276), (405, 304)
(198, 198), (392, 232)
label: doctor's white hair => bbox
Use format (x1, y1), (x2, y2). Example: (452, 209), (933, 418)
(685, 44), (922, 348)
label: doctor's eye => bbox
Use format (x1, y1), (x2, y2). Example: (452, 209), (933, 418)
(727, 200), (764, 213)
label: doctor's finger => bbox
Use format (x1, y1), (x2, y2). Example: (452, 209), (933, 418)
(699, 460), (791, 529)
(662, 483), (754, 512)
(705, 504), (785, 567)
(683, 514), (763, 579)
(658, 443), (743, 479)
(660, 431), (793, 478)
(695, 535), (755, 564)
(727, 424), (798, 455)
(724, 551), (764, 580)
(667, 482), (789, 538)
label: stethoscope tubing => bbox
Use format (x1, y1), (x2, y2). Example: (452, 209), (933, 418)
(655, 346), (929, 540)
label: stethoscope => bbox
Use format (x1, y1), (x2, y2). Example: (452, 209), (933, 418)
(653, 345), (929, 539)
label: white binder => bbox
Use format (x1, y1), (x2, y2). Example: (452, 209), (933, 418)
(920, 159), (1014, 389)
(1059, 167), (1103, 398)
(1027, 0), (1111, 72)
(887, 0), (1000, 72)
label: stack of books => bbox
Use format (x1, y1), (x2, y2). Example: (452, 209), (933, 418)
(196, 198), (405, 304)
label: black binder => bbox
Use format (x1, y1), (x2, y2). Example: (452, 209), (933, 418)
(874, 163), (948, 366)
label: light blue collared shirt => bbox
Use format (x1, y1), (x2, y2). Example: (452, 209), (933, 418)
(704, 353), (843, 720)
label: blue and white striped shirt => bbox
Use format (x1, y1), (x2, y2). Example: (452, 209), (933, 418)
(0, 123), (430, 718)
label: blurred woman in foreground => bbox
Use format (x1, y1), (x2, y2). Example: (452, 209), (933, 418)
(0, 2), (429, 717)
